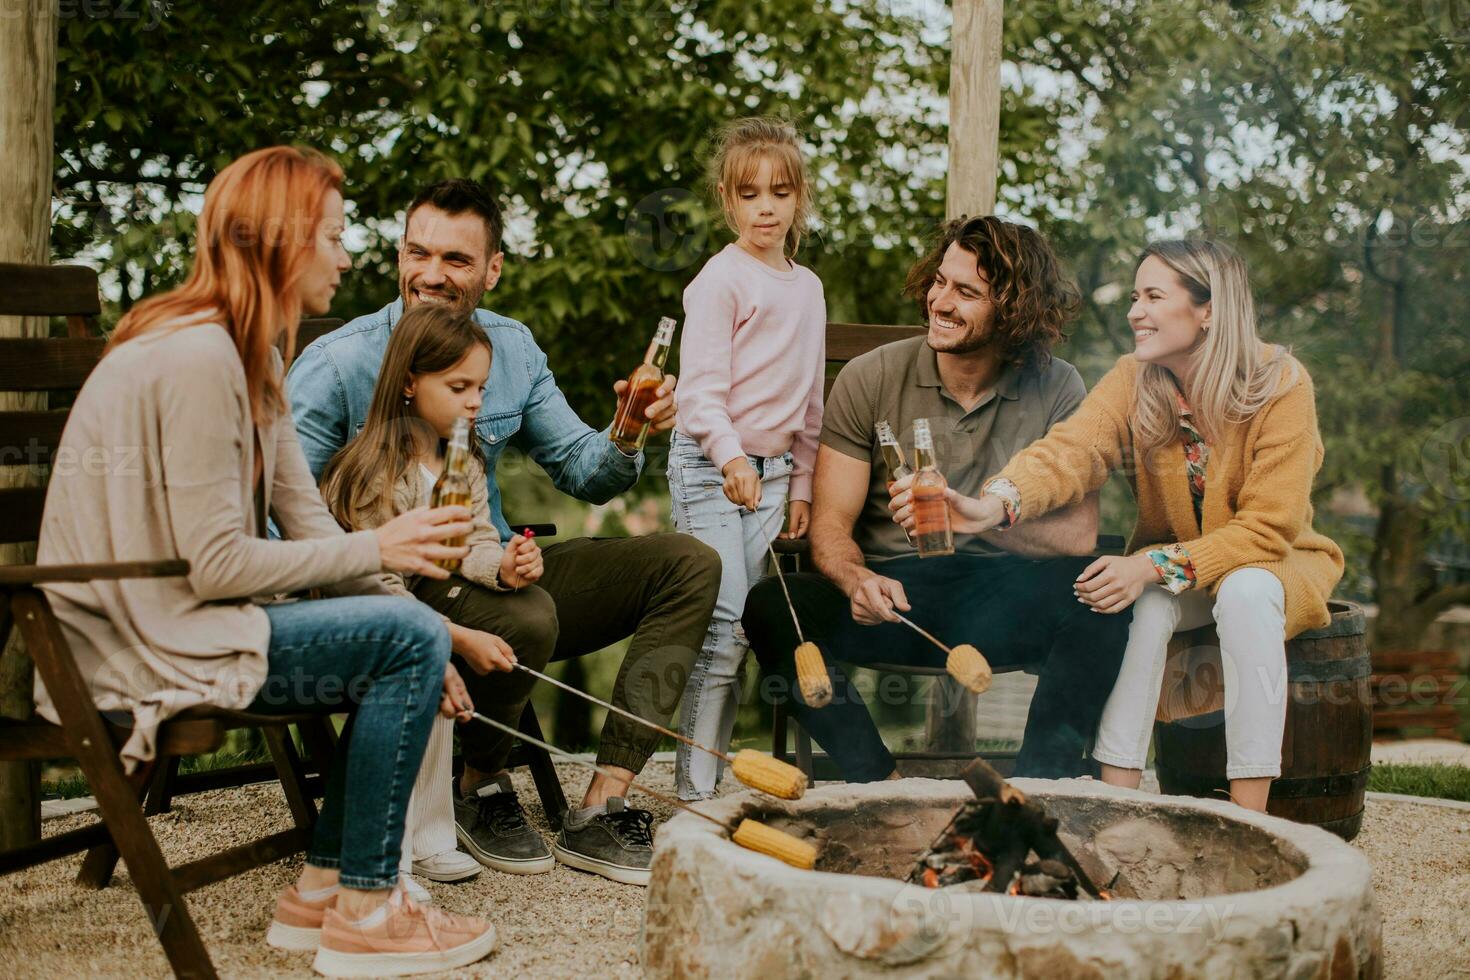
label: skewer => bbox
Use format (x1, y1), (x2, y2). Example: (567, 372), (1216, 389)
(890, 612), (993, 694)
(511, 661), (805, 799)
(465, 711), (817, 869)
(766, 540), (833, 707)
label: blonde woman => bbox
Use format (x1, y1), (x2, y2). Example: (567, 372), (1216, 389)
(894, 239), (1343, 811)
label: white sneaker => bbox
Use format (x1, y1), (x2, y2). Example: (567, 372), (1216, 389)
(400, 874), (433, 905)
(411, 849), (482, 883)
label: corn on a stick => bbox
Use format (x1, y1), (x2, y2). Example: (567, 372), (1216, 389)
(466, 711), (816, 869)
(891, 612), (993, 694)
(511, 662), (804, 800)
(766, 541), (833, 707)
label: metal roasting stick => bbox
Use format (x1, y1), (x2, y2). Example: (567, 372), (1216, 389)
(512, 661), (739, 765)
(890, 611), (953, 655)
(465, 711), (729, 832)
(765, 541), (807, 644)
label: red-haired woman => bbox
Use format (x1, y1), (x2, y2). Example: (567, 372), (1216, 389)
(34, 146), (498, 975)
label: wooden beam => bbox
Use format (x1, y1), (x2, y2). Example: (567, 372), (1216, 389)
(946, 0), (1004, 219)
(0, 0), (58, 856)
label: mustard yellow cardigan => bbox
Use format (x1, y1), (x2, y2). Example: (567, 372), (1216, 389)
(997, 350), (1344, 638)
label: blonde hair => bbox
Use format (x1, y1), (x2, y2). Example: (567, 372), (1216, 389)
(108, 146), (344, 425)
(708, 116), (814, 257)
(1133, 239), (1297, 453)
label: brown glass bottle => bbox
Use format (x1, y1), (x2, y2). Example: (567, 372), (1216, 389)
(429, 417), (473, 572)
(610, 316), (676, 454)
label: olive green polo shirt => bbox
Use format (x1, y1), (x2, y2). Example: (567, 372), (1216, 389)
(820, 336), (1087, 561)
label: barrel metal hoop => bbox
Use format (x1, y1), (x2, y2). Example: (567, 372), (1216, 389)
(1266, 767), (1371, 799)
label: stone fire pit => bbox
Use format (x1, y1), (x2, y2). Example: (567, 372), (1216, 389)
(642, 778), (1382, 978)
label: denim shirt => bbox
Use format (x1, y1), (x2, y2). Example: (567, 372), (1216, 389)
(285, 298), (642, 540)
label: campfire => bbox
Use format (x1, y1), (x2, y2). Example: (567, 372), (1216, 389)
(907, 758), (1127, 901)
(643, 775), (1383, 979)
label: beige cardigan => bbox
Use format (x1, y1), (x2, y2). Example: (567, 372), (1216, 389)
(35, 319), (388, 772)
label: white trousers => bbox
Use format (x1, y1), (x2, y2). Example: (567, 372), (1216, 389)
(398, 714), (458, 876)
(1091, 567), (1289, 780)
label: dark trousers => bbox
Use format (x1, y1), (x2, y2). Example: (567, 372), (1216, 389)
(741, 554), (1131, 782)
(419, 533), (720, 775)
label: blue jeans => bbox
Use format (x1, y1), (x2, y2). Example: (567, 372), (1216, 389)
(250, 595), (450, 889)
(667, 431), (791, 799)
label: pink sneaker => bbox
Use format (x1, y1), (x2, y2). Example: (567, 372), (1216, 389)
(311, 892), (497, 977)
(266, 884), (337, 952)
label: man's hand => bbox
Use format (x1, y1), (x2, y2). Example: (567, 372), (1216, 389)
(440, 663), (474, 721)
(1074, 553), (1161, 614)
(457, 627), (518, 674)
(888, 474), (1006, 535)
(611, 374), (678, 436)
(498, 532), (543, 589)
(847, 568), (911, 625)
(722, 457), (761, 510)
(781, 500), (811, 539)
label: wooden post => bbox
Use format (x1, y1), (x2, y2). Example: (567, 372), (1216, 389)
(0, 1), (58, 852)
(945, 0), (1004, 220)
(925, 0), (1004, 757)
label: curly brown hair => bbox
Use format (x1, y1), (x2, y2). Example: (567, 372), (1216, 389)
(902, 216), (1080, 370)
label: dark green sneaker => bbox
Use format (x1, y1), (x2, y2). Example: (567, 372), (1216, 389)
(453, 775), (554, 875)
(551, 797), (655, 886)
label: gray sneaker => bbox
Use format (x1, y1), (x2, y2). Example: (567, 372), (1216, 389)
(551, 797), (655, 886)
(453, 775), (554, 874)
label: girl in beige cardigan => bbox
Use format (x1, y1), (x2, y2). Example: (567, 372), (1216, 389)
(895, 239), (1343, 812)
(36, 147), (498, 974)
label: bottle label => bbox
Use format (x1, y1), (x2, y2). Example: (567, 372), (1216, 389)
(654, 316), (676, 346)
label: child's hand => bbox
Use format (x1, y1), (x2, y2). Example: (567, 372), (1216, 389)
(781, 500), (811, 539)
(499, 532), (543, 589)
(722, 457), (761, 511)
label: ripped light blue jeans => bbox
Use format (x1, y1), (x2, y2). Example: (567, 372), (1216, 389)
(667, 432), (791, 800)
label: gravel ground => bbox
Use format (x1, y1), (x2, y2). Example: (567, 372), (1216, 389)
(2, 764), (1467, 979)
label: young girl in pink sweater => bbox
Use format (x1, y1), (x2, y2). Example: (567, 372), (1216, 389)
(669, 117), (827, 799)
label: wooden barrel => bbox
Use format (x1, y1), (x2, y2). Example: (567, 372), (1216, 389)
(1153, 600), (1372, 841)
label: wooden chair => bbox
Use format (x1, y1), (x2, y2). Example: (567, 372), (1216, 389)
(0, 263), (343, 978)
(765, 321), (1126, 782)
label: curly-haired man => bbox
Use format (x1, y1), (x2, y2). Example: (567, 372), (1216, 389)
(742, 216), (1131, 781)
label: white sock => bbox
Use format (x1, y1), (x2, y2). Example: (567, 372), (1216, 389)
(350, 897), (394, 929)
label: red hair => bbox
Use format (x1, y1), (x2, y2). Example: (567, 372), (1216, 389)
(108, 145), (344, 424)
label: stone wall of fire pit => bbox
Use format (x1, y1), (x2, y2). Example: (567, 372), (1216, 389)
(642, 778), (1381, 979)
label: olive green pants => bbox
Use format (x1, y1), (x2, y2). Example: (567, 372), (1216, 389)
(414, 532), (720, 774)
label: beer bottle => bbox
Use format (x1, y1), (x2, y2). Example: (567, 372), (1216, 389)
(610, 316), (676, 454)
(911, 417), (954, 558)
(877, 419), (915, 546)
(430, 417), (473, 572)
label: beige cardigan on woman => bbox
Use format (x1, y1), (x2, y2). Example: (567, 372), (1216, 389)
(35, 319), (389, 772)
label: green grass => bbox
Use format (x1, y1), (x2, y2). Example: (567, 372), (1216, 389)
(1368, 762), (1470, 803)
(42, 744), (274, 801)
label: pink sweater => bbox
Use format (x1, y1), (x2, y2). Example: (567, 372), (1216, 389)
(674, 244), (827, 501)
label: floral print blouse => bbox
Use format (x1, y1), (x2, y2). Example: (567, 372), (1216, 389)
(984, 390), (1204, 595)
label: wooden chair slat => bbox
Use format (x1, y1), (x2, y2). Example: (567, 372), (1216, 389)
(0, 337), (106, 391)
(0, 411), (68, 466)
(0, 559), (190, 586)
(172, 827), (313, 894)
(825, 322), (926, 362)
(0, 719), (68, 760)
(0, 486), (45, 546)
(0, 263), (102, 317)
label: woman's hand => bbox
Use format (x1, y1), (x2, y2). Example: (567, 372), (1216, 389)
(888, 475), (1007, 535)
(376, 505), (473, 579)
(781, 500), (811, 539)
(499, 533), (543, 589)
(722, 457), (761, 511)
(455, 626), (518, 674)
(440, 663), (474, 721)
(1074, 553), (1162, 614)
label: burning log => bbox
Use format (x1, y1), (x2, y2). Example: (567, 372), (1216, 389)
(907, 759), (1138, 900)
